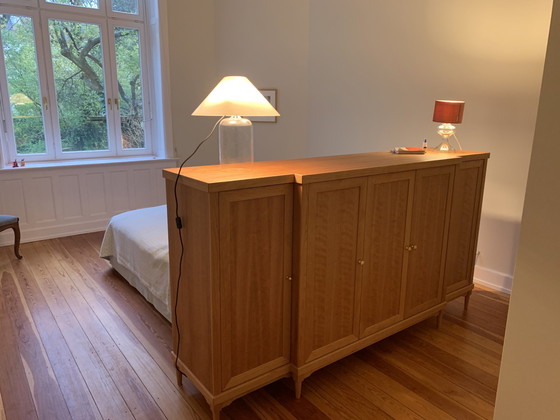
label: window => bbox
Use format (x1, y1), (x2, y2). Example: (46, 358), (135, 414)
(0, 0), (153, 163)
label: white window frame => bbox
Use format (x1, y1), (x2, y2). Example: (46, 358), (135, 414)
(0, 0), (39, 6)
(106, 19), (152, 156)
(0, 0), (155, 165)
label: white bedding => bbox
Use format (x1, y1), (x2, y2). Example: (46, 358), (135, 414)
(100, 205), (170, 320)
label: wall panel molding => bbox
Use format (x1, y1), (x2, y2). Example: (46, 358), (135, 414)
(0, 159), (176, 246)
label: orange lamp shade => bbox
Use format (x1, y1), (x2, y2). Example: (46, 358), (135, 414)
(433, 100), (465, 124)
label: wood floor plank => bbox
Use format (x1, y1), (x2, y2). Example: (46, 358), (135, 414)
(407, 323), (502, 376)
(320, 360), (425, 419)
(257, 381), (330, 420)
(418, 319), (504, 357)
(357, 350), (484, 420)
(20, 243), (135, 420)
(6, 247), (101, 420)
(389, 332), (497, 402)
(34, 241), (166, 420)
(56, 236), (205, 419)
(0, 390), (6, 420)
(303, 368), (394, 420)
(0, 272), (38, 420)
(1, 271), (72, 420)
(72, 233), (174, 362)
(58, 234), (209, 419)
(243, 389), (298, 420)
(370, 340), (495, 419)
(445, 301), (505, 344)
(336, 356), (455, 420)
(1, 234), (510, 420)
(222, 398), (260, 420)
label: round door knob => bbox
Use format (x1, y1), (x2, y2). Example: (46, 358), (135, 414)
(358, 260), (365, 266)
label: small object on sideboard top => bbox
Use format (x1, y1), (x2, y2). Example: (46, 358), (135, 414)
(392, 147), (426, 154)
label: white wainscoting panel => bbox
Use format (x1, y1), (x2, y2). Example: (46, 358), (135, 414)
(0, 158), (176, 246)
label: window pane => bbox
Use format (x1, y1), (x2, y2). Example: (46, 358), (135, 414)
(112, 0), (139, 15)
(1, 14), (47, 155)
(49, 19), (109, 152)
(115, 27), (145, 149)
(46, 0), (99, 9)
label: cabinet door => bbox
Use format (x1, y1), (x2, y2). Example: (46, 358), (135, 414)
(219, 184), (292, 390)
(299, 177), (367, 364)
(359, 172), (414, 337)
(404, 166), (455, 318)
(444, 159), (486, 296)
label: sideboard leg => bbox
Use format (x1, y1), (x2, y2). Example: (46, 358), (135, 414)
(464, 291), (472, 311)
(295, 379), (303, 399)
(437, 309), (445, 328)
(211, 405), (221, 420)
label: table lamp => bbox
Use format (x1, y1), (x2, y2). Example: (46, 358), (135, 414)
(192, 76), (280, 164)
(432, 100), (465, 151)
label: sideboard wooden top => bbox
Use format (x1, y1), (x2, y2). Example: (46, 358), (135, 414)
(163, 150), (489, 192)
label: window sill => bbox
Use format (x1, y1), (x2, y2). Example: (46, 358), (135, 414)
(1, 156), (178, 172)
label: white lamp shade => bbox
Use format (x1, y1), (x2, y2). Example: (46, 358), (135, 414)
(192, 76), (280, 117)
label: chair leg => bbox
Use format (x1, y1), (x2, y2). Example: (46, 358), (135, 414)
(13, 222), (22, 259)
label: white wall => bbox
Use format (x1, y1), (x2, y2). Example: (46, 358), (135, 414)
(193, 0), (552, 292)
(305, 0), (551, 292)
(166, 0), (219, 166)
(213, 0), (309, 161)
(167, 0), (309, 165)
(494, 1), (560, 417)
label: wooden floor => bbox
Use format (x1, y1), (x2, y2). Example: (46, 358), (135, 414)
(0, 232), (509, 420)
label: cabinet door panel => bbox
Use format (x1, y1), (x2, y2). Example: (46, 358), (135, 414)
(405, 166), (454, 317)
(444, 160), (486, 295)
(219, 184), (292, 390)
(359, 172), (414, 336)
(301, 178), (366, 363)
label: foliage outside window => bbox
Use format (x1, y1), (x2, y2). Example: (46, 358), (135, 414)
(0, 0), (151, 164)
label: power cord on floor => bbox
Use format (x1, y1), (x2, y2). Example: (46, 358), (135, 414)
(173, 116), (224, 377)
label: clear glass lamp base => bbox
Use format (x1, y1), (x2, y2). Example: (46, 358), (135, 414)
(219, 116), (254, 164)
(434, 139), (454, 152)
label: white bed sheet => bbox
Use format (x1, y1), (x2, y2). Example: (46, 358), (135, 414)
(100, 205), (170, 320)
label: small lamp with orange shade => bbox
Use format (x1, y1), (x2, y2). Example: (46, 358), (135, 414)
(432, 100), (465, 152)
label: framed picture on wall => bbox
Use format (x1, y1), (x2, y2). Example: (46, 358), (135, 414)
(250, 89), (278, 123)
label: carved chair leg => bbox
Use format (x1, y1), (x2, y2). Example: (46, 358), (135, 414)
(176, 368), (183, 387)
(13, 222), (22, 259)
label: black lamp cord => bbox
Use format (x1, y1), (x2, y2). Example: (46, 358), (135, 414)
(172, 116), (224, 376)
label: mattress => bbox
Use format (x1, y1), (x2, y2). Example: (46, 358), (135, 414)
(99, 205), (170, 321)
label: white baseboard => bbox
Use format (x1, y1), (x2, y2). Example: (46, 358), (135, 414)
(0, 218), (109, 247)
(474, 265), (513, 294)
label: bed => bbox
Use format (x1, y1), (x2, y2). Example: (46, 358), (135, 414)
(99, 205), (170, 321)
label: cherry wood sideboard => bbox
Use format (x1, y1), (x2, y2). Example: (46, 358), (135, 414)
(163, 150), (488, 419)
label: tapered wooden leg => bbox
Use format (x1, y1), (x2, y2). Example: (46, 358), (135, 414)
(211, 405), (221, 420)
(464, 291), (472, 311)
(437, 308), (445, 328)
(13, 222), (22, 259)
(295, 379), (303, 399)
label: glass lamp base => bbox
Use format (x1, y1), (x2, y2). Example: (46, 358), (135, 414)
(434, 140), (454, 152)
(219, 116), (254, 164)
